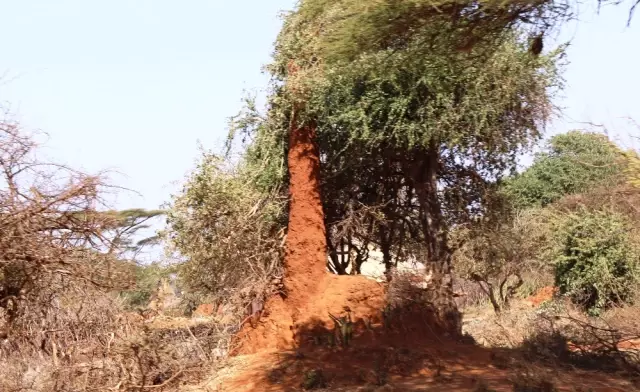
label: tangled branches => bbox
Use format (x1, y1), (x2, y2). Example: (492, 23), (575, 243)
(0, 118), (136, 339)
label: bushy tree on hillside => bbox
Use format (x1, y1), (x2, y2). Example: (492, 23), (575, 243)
(550, 209), (640, 314)
(502, 131), (626, 209)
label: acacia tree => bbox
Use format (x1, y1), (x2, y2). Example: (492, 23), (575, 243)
(502, 131), (627, 209)
(226, 0), (564, 334)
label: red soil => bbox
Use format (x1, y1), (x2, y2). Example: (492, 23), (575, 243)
(220, 338), (633, 392)
(226, 279), (636, 391)
(193, 303), (215, 317)
(236, 274), (385, 355)
(525, 286), (558, 308)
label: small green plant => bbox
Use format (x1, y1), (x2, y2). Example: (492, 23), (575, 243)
(301, 369), (326, 390)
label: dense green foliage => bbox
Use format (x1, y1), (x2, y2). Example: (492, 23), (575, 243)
(453, 131), (640, 313)
(251, 0), (566, 277)
(296, 0), (568, 66)
(502, 131), (625, 209)
(550, 209), (639, 313)
(164, 149), (285, 300)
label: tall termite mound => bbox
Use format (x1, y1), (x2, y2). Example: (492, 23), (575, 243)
(234, 107), (386, 355)
(284, 113), (328, 319)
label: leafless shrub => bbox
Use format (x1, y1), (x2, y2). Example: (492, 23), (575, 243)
(519, 303), (640, 377)
(0, 116), (225, 391)
(464, 303), (540, 348)
(452, 209), (551, 314)
(0, 117), (136, 336)
(453, 276), (488, 309)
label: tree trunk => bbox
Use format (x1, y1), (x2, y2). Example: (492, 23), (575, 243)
(406, 139), (462, 335)
(380, 227), (393, 274)
(284, 106), (328, 320)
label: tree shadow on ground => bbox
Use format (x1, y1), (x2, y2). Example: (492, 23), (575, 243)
(227, 306), (638, 392)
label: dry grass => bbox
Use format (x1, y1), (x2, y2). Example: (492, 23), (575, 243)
(0, 292), (234, 391)
(463, 295), (640, 381)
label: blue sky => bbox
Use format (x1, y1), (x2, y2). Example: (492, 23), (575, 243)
(0, 1), (638, 259)
(549, 1), (640, 151)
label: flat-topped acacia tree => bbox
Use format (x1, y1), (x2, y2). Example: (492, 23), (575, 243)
(266, 0), (565, 331)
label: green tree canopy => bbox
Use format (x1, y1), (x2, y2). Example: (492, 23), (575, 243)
(502, 131), (626, 210)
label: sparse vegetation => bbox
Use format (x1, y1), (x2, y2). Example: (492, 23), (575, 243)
(3, 0), (640, 391)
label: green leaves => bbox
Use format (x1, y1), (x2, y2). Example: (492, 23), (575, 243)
(551, 209), (640, 314)
(502, 131), (626, 210)
(164, 148), (286, 297)
(298, 0), (569, 66)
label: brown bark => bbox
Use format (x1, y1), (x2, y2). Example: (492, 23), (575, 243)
(405, 139), (462, 335)
(284, 106), (328, 320)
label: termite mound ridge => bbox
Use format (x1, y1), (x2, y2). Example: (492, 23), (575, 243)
(233, 273), (385, 355)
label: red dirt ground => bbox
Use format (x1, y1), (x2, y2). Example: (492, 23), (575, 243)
(221, 276), (637, 391)
(525, 286), (558, 307)
(216, 344), (633, 392)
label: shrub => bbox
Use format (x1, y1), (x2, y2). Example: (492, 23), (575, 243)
(452, 208), (551, 314)
(120, 262), (177, 309)
(551, 210), (640, 314)
(164, 150), (286, 321)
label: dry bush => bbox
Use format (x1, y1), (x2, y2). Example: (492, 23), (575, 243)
(165, 150), (286, 334)
(0, 116), (226, 391)
(515, 302), (640, 377)
(511, 369), (558, 392)
(0, 297), (230, 391)
(0, 118), (135, 335)
(452, 209), (551, 314)
(384, 269), (462, 337)
(465, 294), (640, 376)
(453, 276), (488, 309)
(463, 302), (542, 348)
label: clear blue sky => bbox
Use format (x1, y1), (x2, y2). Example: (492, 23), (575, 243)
(548, 1), (640, 153)
(0, 0), (295, 211)
(0, 1), (638, 259)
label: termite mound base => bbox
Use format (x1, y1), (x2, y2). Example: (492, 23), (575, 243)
(233, 273), (384, 355)
(233, 273), (459, 355)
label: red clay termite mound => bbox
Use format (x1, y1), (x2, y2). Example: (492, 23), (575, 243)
(235, 274), (386, 355)
(283, 118), (327, 319)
